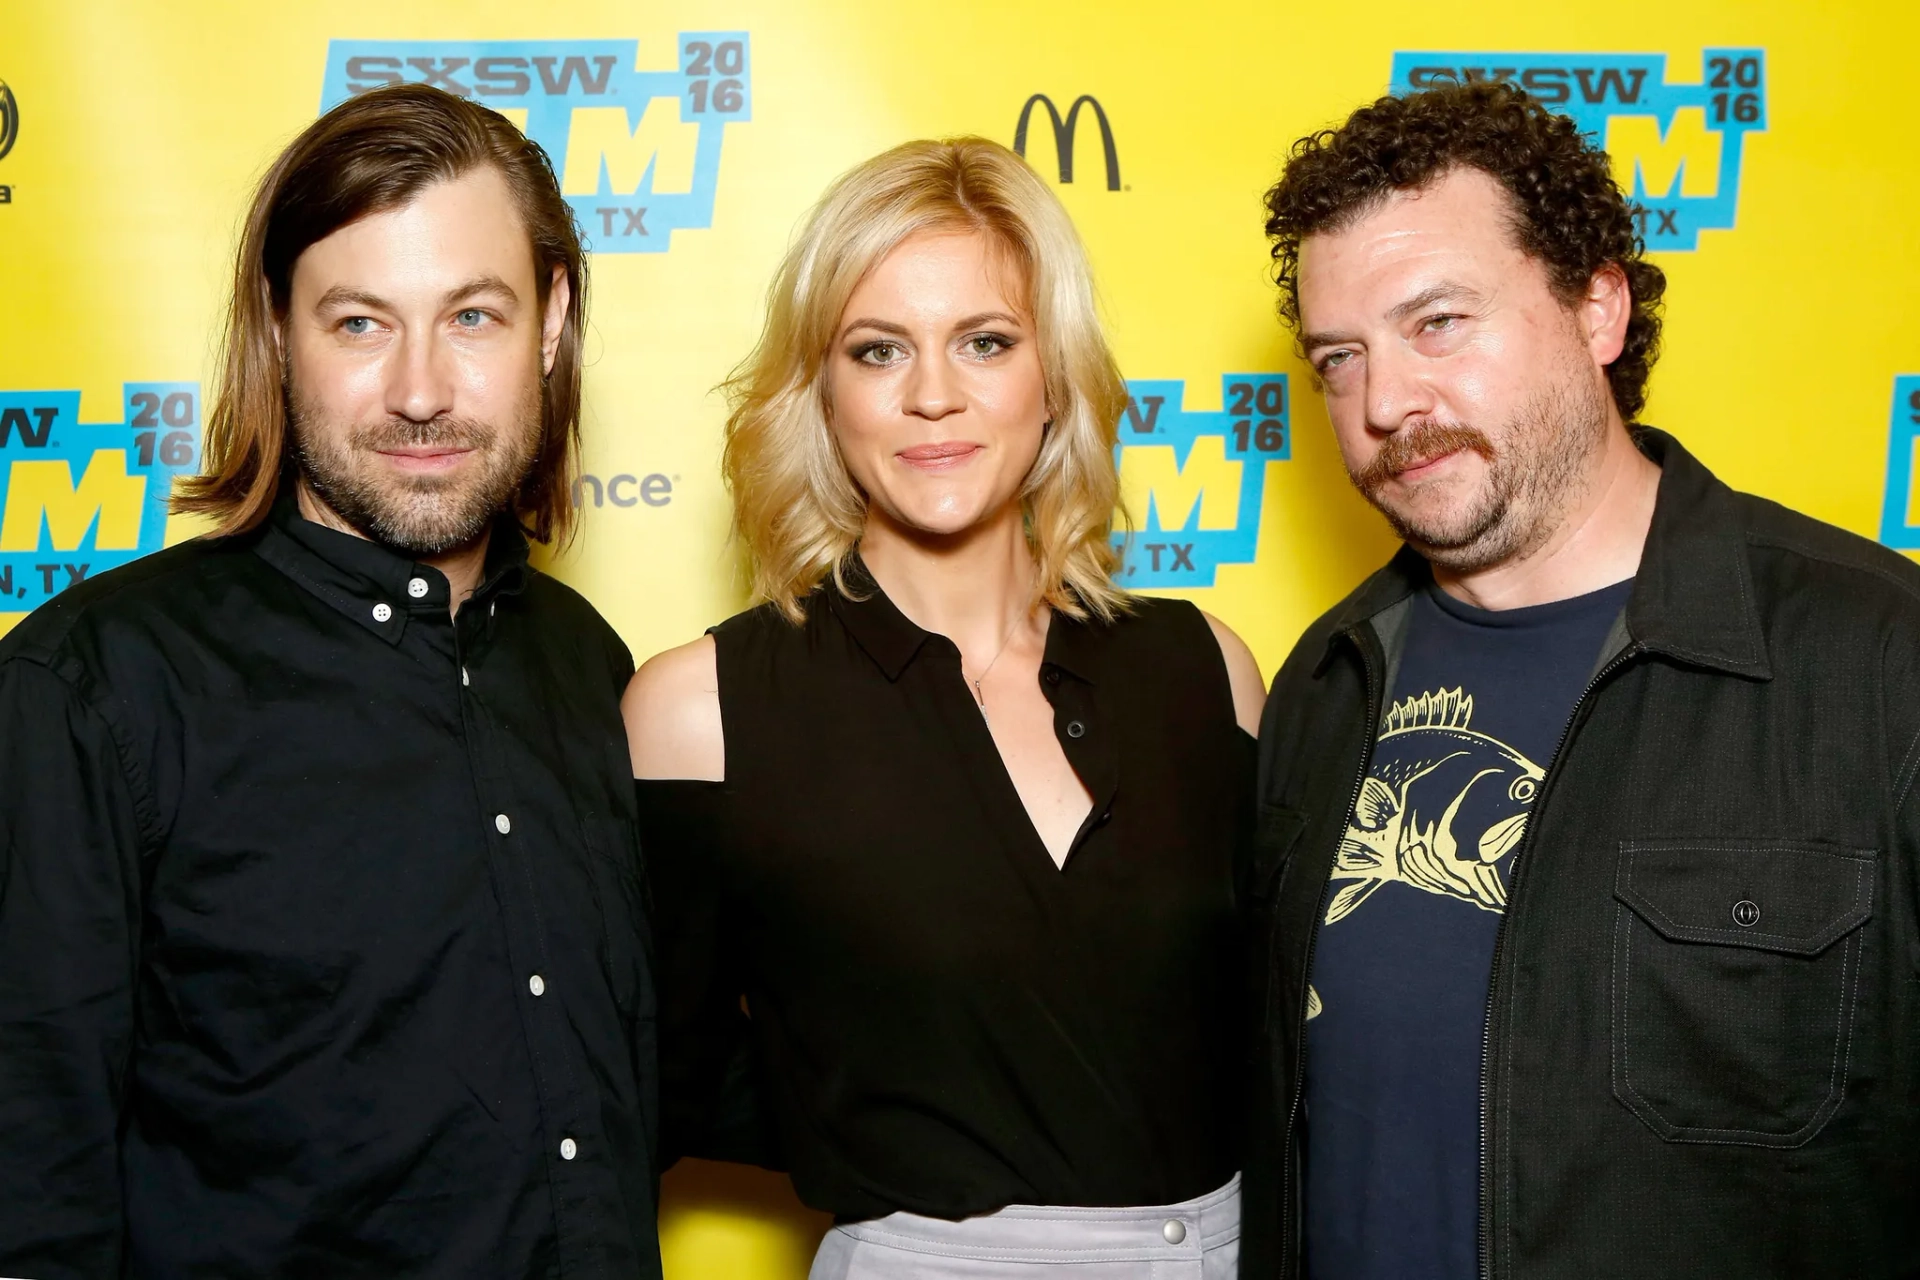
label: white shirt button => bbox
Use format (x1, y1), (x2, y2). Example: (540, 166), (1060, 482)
(559, 1137), (577, 1160)
(1162, 1219), (1187, 1245)
(495, 813), (512, 835)
(407, 577), (429, 598)
(371, 602), (393, 623)
(528, 974), (546, 997)
(489, 602), (496, 618)
(461, 667), (470, 687)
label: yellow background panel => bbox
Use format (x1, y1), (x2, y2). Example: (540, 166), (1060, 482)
(2, 2), (1917, 1273)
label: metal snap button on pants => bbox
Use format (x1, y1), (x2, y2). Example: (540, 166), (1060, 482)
(808, 1173), (1241, 1279)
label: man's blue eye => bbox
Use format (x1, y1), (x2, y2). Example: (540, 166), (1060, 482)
(457, 310), (485, 327)
(343, 317), (372, 335)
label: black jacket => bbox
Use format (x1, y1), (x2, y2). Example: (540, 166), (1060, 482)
(1244, 431), (1920, 1279)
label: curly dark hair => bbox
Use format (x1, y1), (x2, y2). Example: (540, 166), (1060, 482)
(1263, 80), (1665, 422)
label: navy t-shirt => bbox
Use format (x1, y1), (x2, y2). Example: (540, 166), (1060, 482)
(1302, 577), (1632, 1280)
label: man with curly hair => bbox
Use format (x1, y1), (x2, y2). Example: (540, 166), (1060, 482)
(1245, 81), (1920, 1280)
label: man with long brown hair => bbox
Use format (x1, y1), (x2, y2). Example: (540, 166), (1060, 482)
(0, 85), (661, 1278)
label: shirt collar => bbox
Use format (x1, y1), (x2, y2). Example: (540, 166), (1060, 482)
(825, 553), (1103, 685)
(1320, 427), (1771, 681)
(825, 557), (934, 680)
(253, 494), (534, 645)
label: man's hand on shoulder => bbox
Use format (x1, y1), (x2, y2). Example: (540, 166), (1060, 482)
(622, 636), (725, 781)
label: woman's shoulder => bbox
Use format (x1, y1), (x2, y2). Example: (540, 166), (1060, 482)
(623, 596), (828, 779)
(706, 597), (823, 658)
(623, 634), (724, 781)
(1106, 592), (1205, 634)
(1087, 596), (1264, 734)
(709, 597), (799, 637)
(1082, 594), (1216, 659)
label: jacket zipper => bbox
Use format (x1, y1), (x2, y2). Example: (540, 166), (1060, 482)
(1282, 624), (1384, 1277)
(1477, 641), (1643, 1280)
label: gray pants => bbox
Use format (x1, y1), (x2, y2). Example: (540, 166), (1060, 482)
(808, 1173), (1240, 1279)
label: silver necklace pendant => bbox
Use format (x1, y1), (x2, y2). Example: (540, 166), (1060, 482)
(965, 609), (1027, 732)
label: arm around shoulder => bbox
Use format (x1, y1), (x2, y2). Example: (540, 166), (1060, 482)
(1201, 610), (1267, 737)
(622, 635), (726, 781)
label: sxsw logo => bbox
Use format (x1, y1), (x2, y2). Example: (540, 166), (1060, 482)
(1879, 375), (1920, 550)
(1013, 94), (1121, 191)
(0, 383), (200, 609)
(1392, 50), (1767, 249)
(322, 36), (751, 252)
(1114, 375), (1287, 586)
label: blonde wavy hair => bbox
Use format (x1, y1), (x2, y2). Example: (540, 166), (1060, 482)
(722, 136), (1131, 623)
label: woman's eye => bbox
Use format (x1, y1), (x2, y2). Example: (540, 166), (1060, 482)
(342, 317), (373, 336)
(857, 342), (902, 365)
(966, 334), (1009, 358)
(456, 309), (487, 328)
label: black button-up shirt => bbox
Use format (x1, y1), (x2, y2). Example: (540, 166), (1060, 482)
(643, 574), (1251, 1221)
(0, 499), (660, 1279)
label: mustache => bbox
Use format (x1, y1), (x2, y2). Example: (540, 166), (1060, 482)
(1351, 421), (1496, 491)
(347, 415), (496, 451)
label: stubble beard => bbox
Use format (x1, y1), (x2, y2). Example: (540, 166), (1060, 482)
(1350, 362), (1609, 575)
(288, 377), (543, 558)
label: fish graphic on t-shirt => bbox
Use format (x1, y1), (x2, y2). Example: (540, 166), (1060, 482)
(1323, 687), (1545, 925)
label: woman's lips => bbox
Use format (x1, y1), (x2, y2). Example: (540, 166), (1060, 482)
(896, 442), (983, 472)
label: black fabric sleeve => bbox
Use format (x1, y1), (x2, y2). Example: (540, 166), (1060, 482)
(635, 779), (781, 1171)
(0, 659), (148, 1277)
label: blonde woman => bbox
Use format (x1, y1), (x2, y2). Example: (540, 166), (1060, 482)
(624, 137), (1263, 1278)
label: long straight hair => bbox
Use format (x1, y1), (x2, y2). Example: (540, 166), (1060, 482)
(175, 82), (589, 544)
(722, 137), (1133, 623)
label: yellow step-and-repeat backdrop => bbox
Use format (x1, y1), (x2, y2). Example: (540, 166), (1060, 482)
(2, 1), (1915, 1273)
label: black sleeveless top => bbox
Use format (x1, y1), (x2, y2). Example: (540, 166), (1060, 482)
(639, 574), (1252, 1222)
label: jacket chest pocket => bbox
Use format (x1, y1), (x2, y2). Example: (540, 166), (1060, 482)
(1611, 839), (1875, 1147)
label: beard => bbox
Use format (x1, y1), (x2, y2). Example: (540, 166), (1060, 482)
(288, 379), (542, 558)
(1347, 364), (1609, 574)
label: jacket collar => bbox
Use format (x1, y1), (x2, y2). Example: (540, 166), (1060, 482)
(826, 553), (1103, 685)
(254, 494), (532, 644)
(1322, 428), (1770, 680)
(1623, 428), (1770, 678)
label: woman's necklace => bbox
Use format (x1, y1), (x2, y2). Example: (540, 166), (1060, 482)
(966, 612), (1025, 726)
